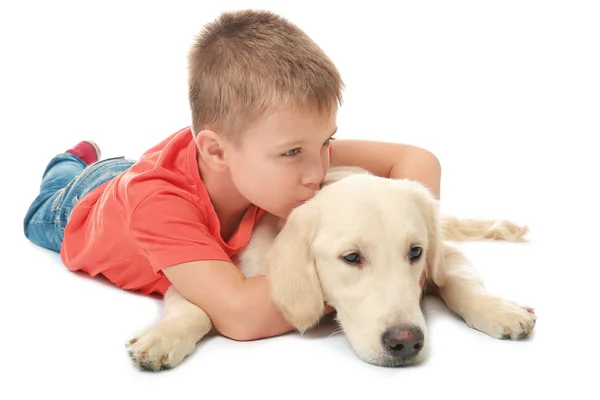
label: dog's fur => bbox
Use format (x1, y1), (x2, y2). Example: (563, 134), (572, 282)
(126, 166), (536, 371)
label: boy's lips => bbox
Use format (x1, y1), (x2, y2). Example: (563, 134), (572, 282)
(292, 191), (319, 206)
(299, 192), (318, 203)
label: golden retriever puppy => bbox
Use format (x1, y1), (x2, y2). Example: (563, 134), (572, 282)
(127, 166), (536, 370)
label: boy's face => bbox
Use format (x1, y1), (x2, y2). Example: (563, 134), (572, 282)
(224, 107), (337, 219)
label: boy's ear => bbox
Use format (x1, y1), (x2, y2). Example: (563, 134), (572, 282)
(195, 129), (228, 170)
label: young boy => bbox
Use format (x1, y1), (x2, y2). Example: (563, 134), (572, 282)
(23, 9), (441, 341)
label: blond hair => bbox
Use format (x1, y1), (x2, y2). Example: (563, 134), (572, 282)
(187, 9), (344, 142)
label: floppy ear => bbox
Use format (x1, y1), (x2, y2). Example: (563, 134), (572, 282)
(266, 203), (324, 333)
(411, 185), (445, 288)
(321, 165), (371, 188)
(425, 199), (445, 287)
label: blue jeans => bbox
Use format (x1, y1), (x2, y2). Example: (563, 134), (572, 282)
(23, 153), (135, 252)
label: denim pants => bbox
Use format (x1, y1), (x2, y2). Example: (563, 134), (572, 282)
(23, 153), (135, 252)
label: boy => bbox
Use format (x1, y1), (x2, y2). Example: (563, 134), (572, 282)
(23, 9), (441, 341)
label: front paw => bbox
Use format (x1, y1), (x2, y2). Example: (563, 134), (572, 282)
(126, 321), (197, 371)
(465, 296), (537, 340)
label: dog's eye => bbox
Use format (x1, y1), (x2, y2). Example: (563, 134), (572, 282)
(342, 252), (361, 264)
(409, 247), (422, 260)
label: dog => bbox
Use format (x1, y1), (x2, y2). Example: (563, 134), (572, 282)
(126, 166), (536, 371)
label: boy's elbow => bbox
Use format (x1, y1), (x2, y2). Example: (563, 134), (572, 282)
(408, 146), (442, 177)
(210, 276), (294, 341)
(412, 145), (441, 172)
(216, 299), (262, 342)
(428, 149), (441, 172)
(224, 327), (261, 342)
(391, 145), (442, 198)
(218, 304), (288, 342)
(220, 319), (258, 342)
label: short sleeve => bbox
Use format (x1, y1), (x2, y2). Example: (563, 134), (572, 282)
(129, 192), (231, 273)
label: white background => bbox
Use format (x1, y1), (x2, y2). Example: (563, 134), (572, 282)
(1, 1), (598, 399)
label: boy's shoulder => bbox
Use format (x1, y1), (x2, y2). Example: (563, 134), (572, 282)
(73, 126), (209, 223)
(121, 126), (202, 201)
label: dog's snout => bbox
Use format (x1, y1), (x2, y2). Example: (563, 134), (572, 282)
(382, 326), (424, 359)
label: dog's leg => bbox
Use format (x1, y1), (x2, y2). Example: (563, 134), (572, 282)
(433, 242), (536, 340)
(126, 286), (212, 371)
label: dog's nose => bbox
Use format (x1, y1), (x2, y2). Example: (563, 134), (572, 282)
(381, 326), (424, 359)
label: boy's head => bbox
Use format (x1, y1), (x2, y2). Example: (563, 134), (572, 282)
(188, 10), (343, 218)
(187, 9), (343, 142)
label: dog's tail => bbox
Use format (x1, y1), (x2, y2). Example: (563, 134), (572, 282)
(440, 216), (529, 242)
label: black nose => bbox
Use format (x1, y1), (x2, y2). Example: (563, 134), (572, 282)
(381, 326), (425, 359)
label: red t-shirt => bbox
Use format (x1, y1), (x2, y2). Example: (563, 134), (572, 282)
(60, 126), (266, 296)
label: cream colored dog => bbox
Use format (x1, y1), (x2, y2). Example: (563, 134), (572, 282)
(127, 166), (536, 371)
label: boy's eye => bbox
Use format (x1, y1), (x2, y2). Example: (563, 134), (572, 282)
(282, 148), (301, 157)
(281, 137), (333, 157)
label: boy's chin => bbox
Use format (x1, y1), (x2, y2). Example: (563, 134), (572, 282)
(271, 209), (291, 220)
(263, 203), (299, 220)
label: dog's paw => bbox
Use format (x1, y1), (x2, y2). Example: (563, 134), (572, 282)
(126, 321), (198, 372)
(465, 296), (536, 340)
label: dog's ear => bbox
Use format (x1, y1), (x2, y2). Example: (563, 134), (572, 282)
(424, 198), (444, 286)
(321, 166), (371, 188)
(409, 184), (445, 287)
(266, 203), (324, 333)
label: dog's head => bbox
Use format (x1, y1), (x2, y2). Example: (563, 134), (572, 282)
(266, 167), (442, 367)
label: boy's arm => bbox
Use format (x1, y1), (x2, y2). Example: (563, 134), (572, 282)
(162, 260), (334, 341)
(130, 193), (332, 342)
(162, 260), (290, 341)
(330, 139), (442, 199)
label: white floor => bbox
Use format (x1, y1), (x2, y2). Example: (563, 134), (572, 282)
(1, 1), (598, 399)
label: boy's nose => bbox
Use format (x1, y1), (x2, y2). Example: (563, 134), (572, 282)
(302, 182), (320, 193)
(301, 167), (326, 188)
